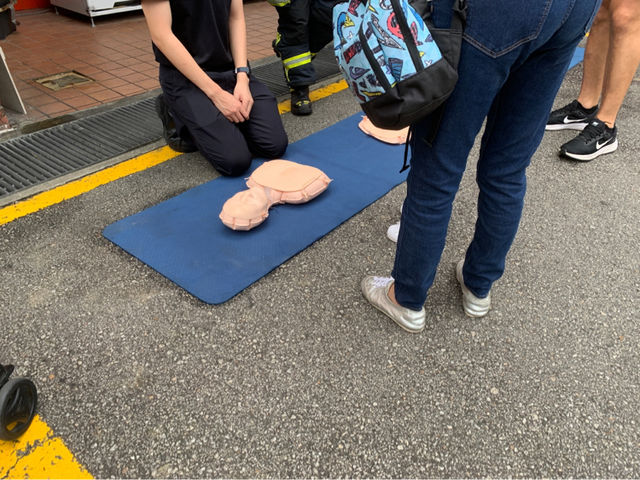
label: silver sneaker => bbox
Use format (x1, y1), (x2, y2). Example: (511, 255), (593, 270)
(361, 276), (426, 333)
(456, 260), (491, 318)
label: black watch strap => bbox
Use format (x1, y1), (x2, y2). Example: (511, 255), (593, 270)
(234, 66), (251, 75)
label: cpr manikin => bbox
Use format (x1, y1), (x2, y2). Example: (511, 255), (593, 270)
(358, 116), (409, 145)
(220, 159), (332, 230)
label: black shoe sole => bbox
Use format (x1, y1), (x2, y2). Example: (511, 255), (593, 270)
(560, 139), (618, 161)
(291, 105), (312, 116)
(167, 138), (199, 154)
(545, 122), (588, 131)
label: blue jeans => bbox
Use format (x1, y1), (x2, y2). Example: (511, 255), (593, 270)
(392, 0), (601, 311)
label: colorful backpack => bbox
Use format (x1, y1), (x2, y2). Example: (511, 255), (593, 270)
(333, 0), (463, 130)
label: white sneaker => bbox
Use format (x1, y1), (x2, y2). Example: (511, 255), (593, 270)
(455, 260), (491, 318)
(386, 204), (403, 243)
(361, 276), (426, 333)
(386, 222), (400, 243)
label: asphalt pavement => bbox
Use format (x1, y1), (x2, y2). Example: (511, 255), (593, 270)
(0, 65), (638, 478)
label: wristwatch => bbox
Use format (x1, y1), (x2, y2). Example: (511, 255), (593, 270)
(234, 66), (251, 76)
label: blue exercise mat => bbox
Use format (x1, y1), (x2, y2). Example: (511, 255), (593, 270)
(569, 46), (585, 69)
(104, 114), (407, 304)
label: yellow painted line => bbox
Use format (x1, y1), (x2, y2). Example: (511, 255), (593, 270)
(0, 78), (349, 227)
(0, 146), (181, 226)
(0, 415), (92, 479)
(0, 77), (349, 477)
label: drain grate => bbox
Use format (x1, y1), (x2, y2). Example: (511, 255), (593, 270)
(35, 71), (94, 91)
(0, 98), (161, 199)
(0, 49), (342, 204)
(254, 47), (340, 97)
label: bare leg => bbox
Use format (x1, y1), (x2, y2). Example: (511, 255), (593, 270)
(596, 0), (640, 127)
(577, 1), (611, 109)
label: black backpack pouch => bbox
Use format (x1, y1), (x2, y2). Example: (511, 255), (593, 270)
(362, 58), (458, 131)
(410, 0), (466, 69)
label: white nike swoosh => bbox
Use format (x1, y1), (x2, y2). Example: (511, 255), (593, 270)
(563, 116), (585, 124)
(596, 139), (611, 149)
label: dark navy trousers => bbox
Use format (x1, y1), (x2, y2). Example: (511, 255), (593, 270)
(159, 66), (288, 177)
(392, 0), (602, 310)
(275, 0), (334, 88)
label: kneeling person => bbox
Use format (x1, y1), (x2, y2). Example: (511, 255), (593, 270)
(142, 0), (288, 176)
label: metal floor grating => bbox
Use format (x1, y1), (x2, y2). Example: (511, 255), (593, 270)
(0, 50), (341, 204)
(0, 98), (161, 200)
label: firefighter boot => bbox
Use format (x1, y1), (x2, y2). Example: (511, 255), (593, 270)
(291, 86), (312, 116)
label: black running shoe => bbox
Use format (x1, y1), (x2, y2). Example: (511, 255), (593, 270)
(560, 119), (618, 161)
(154, 95), (198, 153)
(546, 99), (598, 131)
(291, 86), (312, 116)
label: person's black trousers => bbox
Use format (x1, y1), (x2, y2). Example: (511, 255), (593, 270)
(274, 0), (333, 88)
(159, 66), (288, 176)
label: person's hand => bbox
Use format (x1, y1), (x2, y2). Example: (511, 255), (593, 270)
(234, 74), (254, 120)
(209, 89), (245, 123)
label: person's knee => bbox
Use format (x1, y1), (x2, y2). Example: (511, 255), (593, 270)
(476, 170), (526, 204)
(610, 2), (640, 34)
(204, 150), (252, 177)
(590, 7), (610, 31)
(222, 154), (252, 177)
(247, 125), (288, 159)
(597, 0), (612, 17)
(262, 132), (289, 159)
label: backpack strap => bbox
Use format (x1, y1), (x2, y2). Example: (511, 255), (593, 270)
(400, 124), (413, 173)
(390, 0), (426, 73)
(418, 0), (467, 26)
(451, 0), (467, 29)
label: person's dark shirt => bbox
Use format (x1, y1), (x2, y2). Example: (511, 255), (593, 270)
(153, 0), (234, 73)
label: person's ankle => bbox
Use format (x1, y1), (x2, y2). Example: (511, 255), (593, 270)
(596, 116), (615, 129)
(388, 283), (400, 306)
(577, 98), (598, 112)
